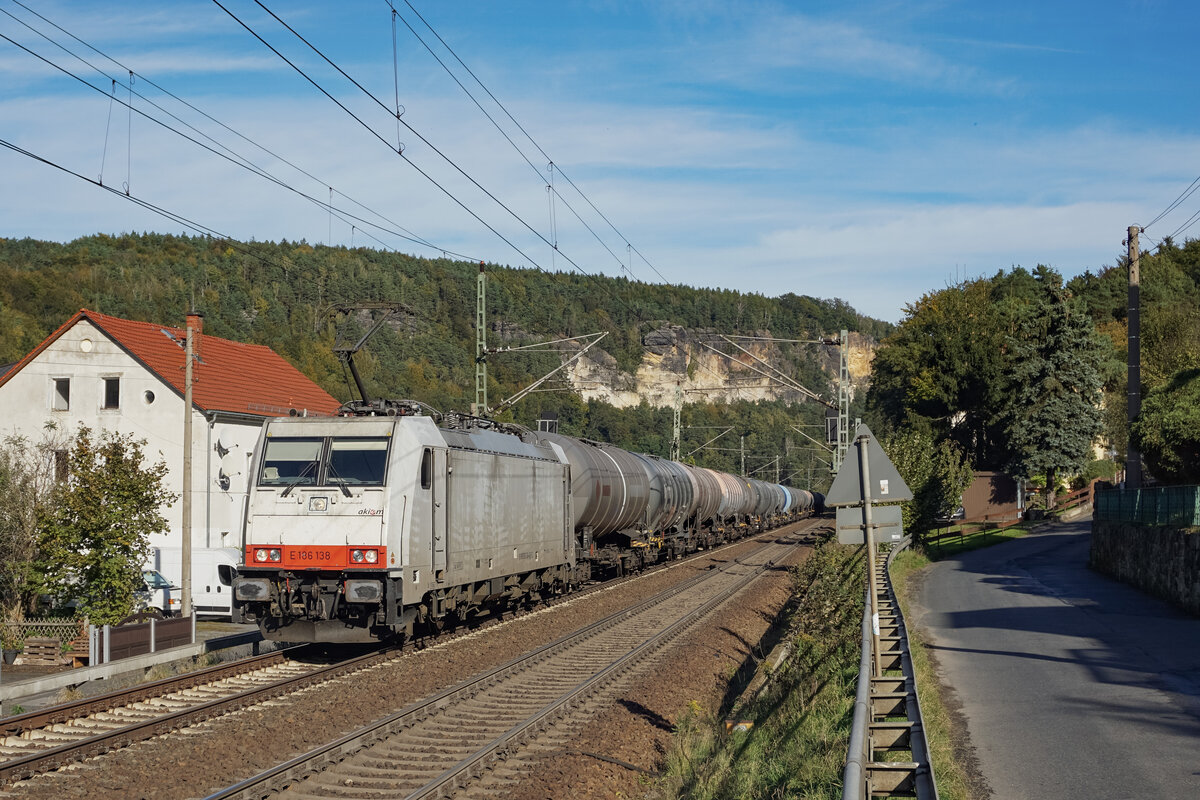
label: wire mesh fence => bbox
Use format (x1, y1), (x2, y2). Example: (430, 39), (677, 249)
(1094, 485), (1200, 527)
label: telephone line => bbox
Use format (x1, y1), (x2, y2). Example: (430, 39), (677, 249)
(1145, 173), (1200, 231)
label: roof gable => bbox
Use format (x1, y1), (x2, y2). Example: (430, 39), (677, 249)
(0, 309), (341, 418)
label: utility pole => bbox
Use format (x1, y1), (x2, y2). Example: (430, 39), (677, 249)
(181, 319), (195, 618)
(475, 263), (487, 415)
(836, 329), (850, 474)
(855, 433), (882, 677)
(670, 382), (682, 462)
(1125, 226), (1142, 489)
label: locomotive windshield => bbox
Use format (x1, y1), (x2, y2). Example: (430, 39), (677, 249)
(260, 438), (321, 486)
(259, 436), (389, 487)
(328, 438), (388, 485)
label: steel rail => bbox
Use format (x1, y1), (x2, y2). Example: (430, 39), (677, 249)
(0, 645), (394, 785)
(0, 645), (311, 738)
(203, 536), (801, 800)
(404, 548), (786, 799)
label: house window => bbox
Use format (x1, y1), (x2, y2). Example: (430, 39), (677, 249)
(52, 378), (70, 411)
(103, 377), (120, 409)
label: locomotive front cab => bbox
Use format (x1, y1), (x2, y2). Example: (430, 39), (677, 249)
(233, 418), (402, 643)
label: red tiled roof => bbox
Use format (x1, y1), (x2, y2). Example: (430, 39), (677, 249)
(0, 309), (341, 418)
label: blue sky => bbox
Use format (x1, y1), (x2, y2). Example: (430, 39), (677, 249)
(1, 1), (1197, 322)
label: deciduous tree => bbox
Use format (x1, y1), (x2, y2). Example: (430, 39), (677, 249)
(34, 427), (176, 625)
(1133, 369), (1200, 484)
(0, 431), (63, 621)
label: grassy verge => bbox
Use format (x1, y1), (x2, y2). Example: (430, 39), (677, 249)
(889, 548), (977, 800)
(649, 542), (865, 800)
(923, 524), (1032, 560)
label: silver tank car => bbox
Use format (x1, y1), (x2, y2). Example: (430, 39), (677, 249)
(632, 453), (697, 534)
(527, 432), (650, 540)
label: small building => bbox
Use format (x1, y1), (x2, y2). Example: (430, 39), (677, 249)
(960, 471), (1023, 521)
(0, 308), (342, 559)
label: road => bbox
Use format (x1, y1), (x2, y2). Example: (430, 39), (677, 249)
(910, 516), (1200, 800)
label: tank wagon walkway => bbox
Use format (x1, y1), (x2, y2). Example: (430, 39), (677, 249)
(909, 516), (1200, 800)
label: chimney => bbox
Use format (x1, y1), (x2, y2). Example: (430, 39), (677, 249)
(186, 311), (204, 337)
(186, 311), (204, 358)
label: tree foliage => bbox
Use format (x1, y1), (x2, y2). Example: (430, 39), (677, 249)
(0, 432), (63, 621)
(882, 426), (974, 539)
(34, 427), (176, 625)
(1133, 369), (1200, 484)
(867, 264), (1110, 529)
(999, 267), (1104, 499)
(0, 234), (890, 418)
(1068, 237), (1200, 481)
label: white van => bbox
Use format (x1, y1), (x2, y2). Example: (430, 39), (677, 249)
(147, 547), (241, 619)
(138, 568), (182, 617)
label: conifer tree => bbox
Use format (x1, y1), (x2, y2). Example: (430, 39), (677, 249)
(1001, 267), (1104, 506)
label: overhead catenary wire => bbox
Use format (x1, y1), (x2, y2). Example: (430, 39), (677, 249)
(0, 2), (471, 261)
(0, 135), (326, 280)
(225, 0), (647, 322)
(8, 0), (657, 328)
(391, 0), (672, 286)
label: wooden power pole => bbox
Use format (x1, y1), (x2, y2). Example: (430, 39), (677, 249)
(1126, 225), (1142, 489)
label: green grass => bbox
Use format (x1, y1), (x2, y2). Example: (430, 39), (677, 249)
(922, 524), (1032, 560)
(649, 543), (865, 800)
(649, 531), (1010, 800)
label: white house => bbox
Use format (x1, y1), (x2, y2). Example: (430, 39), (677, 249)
(0, 308), (342, 563)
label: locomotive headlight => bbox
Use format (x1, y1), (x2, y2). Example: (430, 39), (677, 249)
(269, 548), (281, 562)
(254, 548), (269, 563)
(364, 549), (378, 564)
(351, 549), (365, 563)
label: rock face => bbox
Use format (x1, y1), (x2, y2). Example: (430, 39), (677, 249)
(564, 325), (876, 409)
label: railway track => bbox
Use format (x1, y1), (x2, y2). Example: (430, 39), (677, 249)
(204, 532), (806, 800)
(0, 645), (394, 786)
(0, 518), (819, 795)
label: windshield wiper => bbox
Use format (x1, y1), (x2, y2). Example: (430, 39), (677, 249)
(325, 462), (353, 497)
(280, 460), (319, 498)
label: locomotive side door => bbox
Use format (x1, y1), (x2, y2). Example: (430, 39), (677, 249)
(431, 447), (448, 581)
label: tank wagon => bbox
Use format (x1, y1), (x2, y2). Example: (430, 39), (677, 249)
(232, 405), (823, 643)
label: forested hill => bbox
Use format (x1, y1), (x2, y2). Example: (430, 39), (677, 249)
(0, 234), (888, 472)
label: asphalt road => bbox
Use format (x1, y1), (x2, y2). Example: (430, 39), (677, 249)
(910, 516), (1200, 800)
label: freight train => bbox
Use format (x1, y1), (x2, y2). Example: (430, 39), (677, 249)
(231, 402), (823, 643)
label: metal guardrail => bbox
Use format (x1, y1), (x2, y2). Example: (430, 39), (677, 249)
(842, 537), (937, 800)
